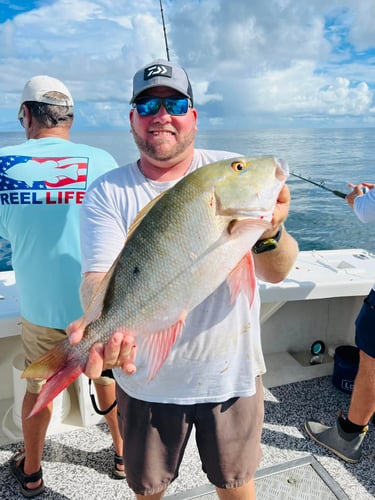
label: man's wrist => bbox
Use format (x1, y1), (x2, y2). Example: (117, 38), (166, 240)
(252, 225), (283, 254)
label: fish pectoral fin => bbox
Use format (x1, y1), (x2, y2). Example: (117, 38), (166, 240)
(227, 251), (256, 307)
(142, 316), (186, 382)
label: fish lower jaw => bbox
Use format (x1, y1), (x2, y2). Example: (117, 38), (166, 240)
(222, 210), (273, 220)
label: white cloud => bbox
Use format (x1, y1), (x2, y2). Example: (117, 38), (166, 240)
(0, 0), (374, 130)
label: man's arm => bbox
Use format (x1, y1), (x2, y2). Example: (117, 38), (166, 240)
(80, 271), (106, 311)
(253, 184), (299, 283)
(253, 227), (298, 283)
(346, 183), (375, 223)
(66, 271), (137, 378)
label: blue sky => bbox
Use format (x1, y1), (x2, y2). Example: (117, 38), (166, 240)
(1, 0), (375, 131)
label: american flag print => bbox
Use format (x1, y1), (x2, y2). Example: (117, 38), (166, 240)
(0, 155), (89, 205)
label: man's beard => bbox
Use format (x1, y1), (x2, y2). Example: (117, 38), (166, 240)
(131, 127), (195, 162)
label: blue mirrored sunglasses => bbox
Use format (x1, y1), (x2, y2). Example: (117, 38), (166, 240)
(133, 97), (191, 116)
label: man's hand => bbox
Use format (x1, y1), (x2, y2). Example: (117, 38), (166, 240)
(346, 182), (373, 208)
(253, 183), (298, 283)
(66, 319), (137, 379)
(259, 184), (291, 239)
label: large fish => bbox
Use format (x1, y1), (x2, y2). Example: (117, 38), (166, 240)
(23, 156), (288, 417)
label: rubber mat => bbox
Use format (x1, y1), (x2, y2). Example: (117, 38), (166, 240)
(165, 455), (349, 500)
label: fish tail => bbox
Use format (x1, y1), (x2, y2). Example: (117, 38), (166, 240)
(22, 339), (84, 418)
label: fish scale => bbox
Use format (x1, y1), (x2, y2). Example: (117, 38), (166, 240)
(23, 155), (288, 417)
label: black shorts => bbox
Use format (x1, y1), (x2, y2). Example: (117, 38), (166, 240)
(355, 289), (375, 358)
(116, 377), (264, 496)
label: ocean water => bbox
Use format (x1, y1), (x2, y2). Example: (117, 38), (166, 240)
(1, 128), (375, 271)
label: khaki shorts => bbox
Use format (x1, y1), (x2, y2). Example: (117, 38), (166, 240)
(21, 317), (114, 394)
(116, 377), (264, 495)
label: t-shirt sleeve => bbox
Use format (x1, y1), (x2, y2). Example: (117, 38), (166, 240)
(80, 175), (127, 273)
(354, 189), (375, 223)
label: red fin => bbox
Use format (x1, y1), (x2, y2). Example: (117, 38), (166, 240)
(22, 339), (84, 418)
(227, 251), (256, 307)
(22, 338), (71, 380)
(142, 317), (186, 382)
(27, 364), (83, 418)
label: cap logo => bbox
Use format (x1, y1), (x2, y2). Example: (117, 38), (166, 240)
(144, 64), (172, 80)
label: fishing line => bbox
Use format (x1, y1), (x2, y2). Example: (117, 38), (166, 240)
(159, 0), (170, 61)
(290, 172), (347, 199)
(157, 2), (361, 204)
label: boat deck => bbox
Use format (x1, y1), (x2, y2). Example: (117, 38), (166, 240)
(0, 375), (373, 499)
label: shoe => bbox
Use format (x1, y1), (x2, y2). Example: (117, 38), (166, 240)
(304, 411), (368, 464)
(113, 453), (126, 479)
(10, 450), (45, 497)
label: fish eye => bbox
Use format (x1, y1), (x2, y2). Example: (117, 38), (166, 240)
(231, 161), (245, 172)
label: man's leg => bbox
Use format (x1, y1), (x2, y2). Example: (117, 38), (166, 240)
(197, 379), (263, 500)
(347, 350), (375, 425)
(305, 350), (373, 463)
(11, 319), (66, 494)
(14, 391), (52, 491)
(216, 479), (256, 500)
(132, 478), (257, 499)
(116, 387), (193, 497)
(94, 380), (125, 475)
(305, 289), (375, 463)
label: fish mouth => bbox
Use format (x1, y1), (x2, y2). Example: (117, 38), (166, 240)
(224, 209), (274, 220)
(275, 158), (289, 180)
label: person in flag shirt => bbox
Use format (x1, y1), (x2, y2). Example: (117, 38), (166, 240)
(0, 75), (125, 497)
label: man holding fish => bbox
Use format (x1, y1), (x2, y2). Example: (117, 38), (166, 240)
(55, 59), (298, 499)
(1, 76), (126, 497)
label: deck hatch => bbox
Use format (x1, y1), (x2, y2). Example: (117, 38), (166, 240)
(165, 455), (349, 500)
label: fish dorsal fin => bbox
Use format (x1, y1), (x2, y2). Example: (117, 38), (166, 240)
(127, 190), (167, 240)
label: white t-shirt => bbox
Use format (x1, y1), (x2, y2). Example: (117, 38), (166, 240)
(81, 149), (266, 404)
(354, 188), (375, 224)
(353, 190), (375, 293)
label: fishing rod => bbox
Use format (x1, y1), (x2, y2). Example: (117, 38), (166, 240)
(159, 0), (170, 61)
(290, 172), (347, 199)
(157, 2), (354, 203)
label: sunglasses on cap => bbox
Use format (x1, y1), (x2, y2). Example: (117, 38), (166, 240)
(133, 96), (191, 116)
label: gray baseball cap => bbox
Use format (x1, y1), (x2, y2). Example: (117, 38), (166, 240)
(130, 59), (193, 104)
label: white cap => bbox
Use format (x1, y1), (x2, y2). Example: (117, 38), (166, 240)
(18, 75), (74, 119)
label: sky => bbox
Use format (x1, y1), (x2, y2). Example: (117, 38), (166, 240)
(1, 0), (375, 131)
